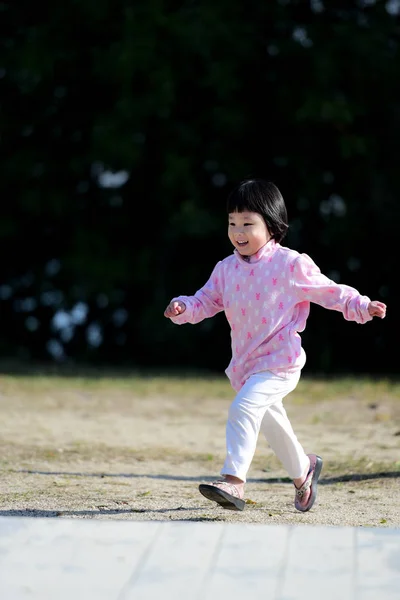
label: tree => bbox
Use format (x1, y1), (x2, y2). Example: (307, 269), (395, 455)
(0, 0), (397, 374)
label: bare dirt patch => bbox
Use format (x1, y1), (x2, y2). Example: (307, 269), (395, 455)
(0, 373), (399, 527)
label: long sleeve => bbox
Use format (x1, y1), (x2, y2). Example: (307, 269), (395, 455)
(170, 263), (224, 325)
(291, 254), (372, 324)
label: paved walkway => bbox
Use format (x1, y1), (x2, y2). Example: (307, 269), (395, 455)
(0, 516), (399, 599)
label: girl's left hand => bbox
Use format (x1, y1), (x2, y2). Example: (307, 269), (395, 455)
(368, 301), (387, 319)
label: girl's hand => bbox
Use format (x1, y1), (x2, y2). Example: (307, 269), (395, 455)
(164, 300), (186, 318)
(368, 300), (387, 319)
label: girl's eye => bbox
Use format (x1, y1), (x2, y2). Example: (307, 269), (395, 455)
(244, 223), (252, 226)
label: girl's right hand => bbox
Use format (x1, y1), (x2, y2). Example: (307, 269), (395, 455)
(367, 300), (386, 319)
(164, 300), (186, 318)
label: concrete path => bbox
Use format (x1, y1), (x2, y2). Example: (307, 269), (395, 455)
(0, 516), (399, 599)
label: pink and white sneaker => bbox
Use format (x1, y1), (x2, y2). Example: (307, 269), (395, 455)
(199, 480), (246, 511)
(294, 454), (323, 512)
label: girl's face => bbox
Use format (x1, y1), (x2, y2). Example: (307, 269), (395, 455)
(228, 211), (271, 256)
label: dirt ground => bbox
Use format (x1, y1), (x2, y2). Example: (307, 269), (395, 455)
(0, 374), (399, 527)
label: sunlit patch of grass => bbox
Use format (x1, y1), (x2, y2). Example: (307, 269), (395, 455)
(0, 441), (225, 466)
(321, 457), (399, 477)
(291, 376), (400, 405)
(0, 369), (398, 405)
(101, 480), (131, 487)
(0, 368), (233, 398)
(250, 455), (400, 481)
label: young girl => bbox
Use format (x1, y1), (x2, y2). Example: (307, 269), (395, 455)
(164, 179), (387, 512)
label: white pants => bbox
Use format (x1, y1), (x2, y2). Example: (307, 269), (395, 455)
(221, 371), (309, 482)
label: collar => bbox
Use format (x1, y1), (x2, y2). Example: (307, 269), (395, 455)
(234, 239), (278, 264)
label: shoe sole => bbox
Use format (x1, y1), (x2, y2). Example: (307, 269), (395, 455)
(295, 455), (323, 513)
(198, 484), (245, 511)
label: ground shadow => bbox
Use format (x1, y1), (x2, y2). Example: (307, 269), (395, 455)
(264, 472), (400, 485)
(0, 506), (207, 518)
(1, 360), (398, 383)
(18, 469), (215, 481)
(17, 469), (400, 484)
(0, 361), (224, 382)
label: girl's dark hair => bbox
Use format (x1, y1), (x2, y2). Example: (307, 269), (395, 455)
(227, 179), (289, 243)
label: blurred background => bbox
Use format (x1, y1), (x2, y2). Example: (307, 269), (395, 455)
(0, 0), (398, 376)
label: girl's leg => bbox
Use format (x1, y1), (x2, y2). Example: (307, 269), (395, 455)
(199, 372), (293, 510)
(260, 400), (309, 480)
(199, 370), (318, 512)
(221, 371), (303, 483)
(260, 386), (323, 512)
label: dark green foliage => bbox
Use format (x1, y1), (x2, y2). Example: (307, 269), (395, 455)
(0, 1), (397, 373)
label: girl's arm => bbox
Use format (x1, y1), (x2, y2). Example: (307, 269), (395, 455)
(164, 264), (224, 325)
(291, 253), (376, 324)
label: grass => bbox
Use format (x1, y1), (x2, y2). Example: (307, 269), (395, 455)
(0, 370), (399, 521)
(0, 369), (399, 400)
(0, 441), (226, 465)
